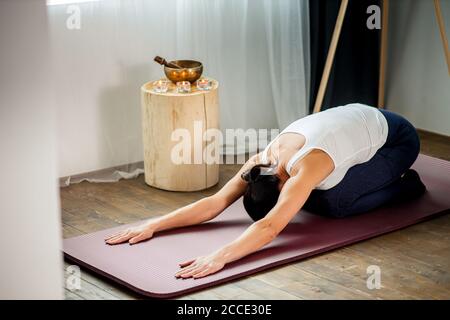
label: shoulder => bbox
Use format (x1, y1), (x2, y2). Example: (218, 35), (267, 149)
(289, 149), (334, 188)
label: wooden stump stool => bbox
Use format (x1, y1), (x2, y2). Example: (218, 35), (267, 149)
(140, 78), (220, 191)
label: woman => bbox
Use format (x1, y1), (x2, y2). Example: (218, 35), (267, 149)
(105, 103), (426, 279)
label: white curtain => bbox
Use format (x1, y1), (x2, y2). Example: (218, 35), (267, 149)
(48, 0), (310, 181)
(174, 0), (310, 130)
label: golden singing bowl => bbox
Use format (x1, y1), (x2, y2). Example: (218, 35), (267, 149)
(164, 60), (203, 84)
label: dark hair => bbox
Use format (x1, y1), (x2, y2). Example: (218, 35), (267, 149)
(241, 164), (280, 221)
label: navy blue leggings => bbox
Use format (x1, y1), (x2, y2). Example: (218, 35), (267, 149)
(303, 109), (420, 218)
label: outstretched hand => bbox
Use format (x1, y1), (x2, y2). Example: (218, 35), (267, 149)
(175, 254), (225, 279)
(104, 223), (154, 245)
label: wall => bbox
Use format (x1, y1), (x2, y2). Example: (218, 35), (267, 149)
(0, 0), (63, 299)
(48, 1), (176, 177)
(49, 0), (310, 177)
(386, 0), (450, 136)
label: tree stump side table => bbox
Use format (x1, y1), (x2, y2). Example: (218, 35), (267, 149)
(140, 78), (220, 191)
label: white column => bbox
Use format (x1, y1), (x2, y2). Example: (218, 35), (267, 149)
(0, 0), (63, 299)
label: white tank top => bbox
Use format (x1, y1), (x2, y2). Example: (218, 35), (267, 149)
(261, 103), (389, 190)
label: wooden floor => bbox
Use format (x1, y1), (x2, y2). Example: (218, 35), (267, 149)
(61, 130), (450, 300)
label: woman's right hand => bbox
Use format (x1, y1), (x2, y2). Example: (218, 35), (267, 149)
(104, 222), (155, 245)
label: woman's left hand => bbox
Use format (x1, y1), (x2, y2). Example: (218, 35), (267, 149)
(175, 254), (225, 279)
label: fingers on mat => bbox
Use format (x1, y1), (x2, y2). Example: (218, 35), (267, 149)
(129, 233), (146, 244)
(179, 259), (195, 267)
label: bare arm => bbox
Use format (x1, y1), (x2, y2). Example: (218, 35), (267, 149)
(105, 154), (261, 245)
(175, 150), (334, 278)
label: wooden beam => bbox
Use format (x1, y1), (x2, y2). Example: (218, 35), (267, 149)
(434, 0), (450, 75)
(378, 0), (389, 109)
(313, 0), (349, 113)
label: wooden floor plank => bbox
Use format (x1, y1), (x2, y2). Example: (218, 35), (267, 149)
(418, 129), (450, 161)
(232, 276), (302, 300)
(64, 288), (84, 300)
(62, 223), (85, 238)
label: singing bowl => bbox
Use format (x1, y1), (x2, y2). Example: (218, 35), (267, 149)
(164, 60), (203, 84)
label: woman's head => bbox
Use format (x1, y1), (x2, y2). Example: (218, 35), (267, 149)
(241, 164), (281, 221)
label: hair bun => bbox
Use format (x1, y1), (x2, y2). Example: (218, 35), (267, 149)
(241, 170), (251, 182)
(241, 165), (264, 183)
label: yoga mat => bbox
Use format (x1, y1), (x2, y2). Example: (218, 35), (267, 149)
(63, 155), (450, 298)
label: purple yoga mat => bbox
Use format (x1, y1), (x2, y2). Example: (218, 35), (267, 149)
(63, 154), (450, 298)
